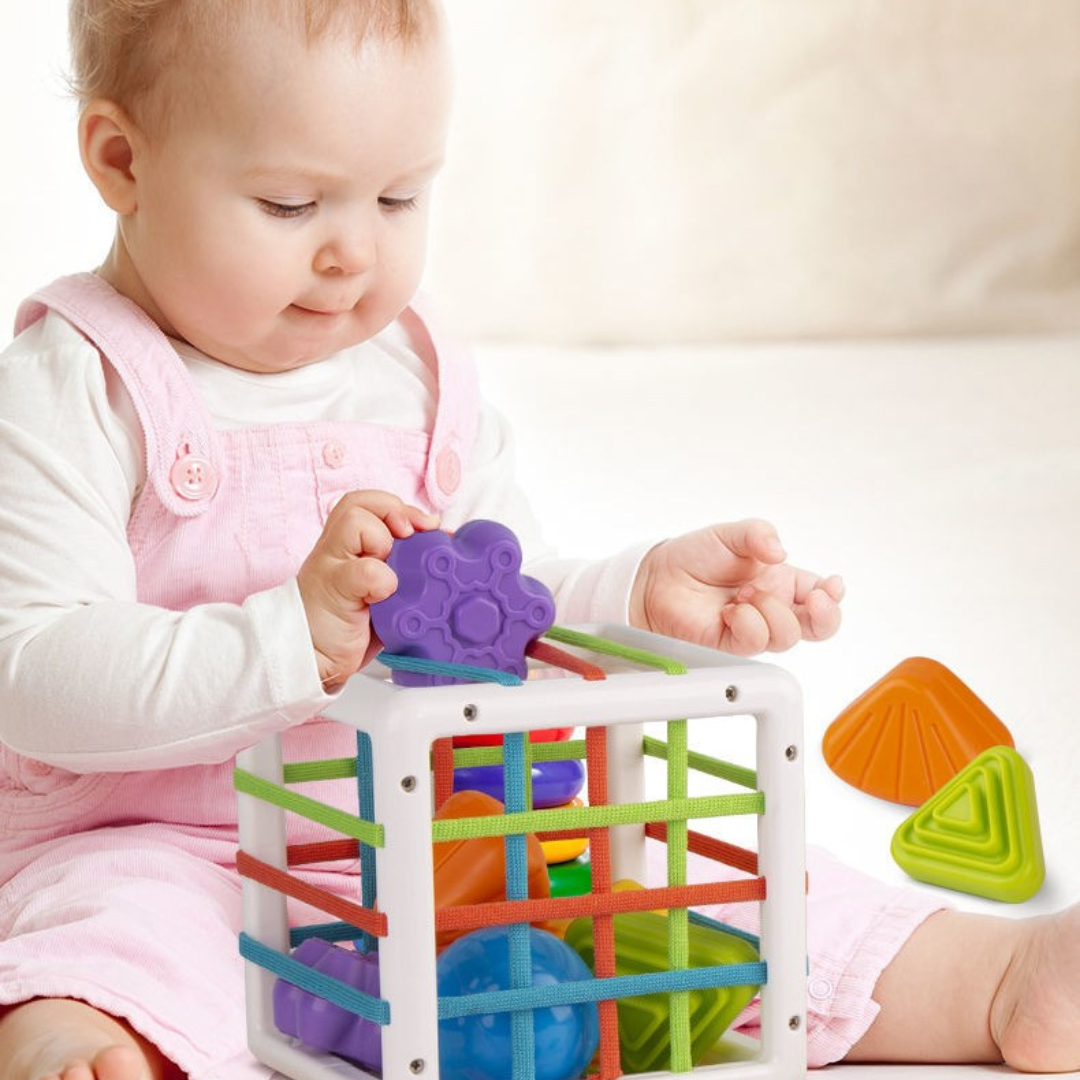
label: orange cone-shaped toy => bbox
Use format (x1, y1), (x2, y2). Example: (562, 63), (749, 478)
(823, 657), (1014, 806)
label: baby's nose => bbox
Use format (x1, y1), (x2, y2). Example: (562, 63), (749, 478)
(315, 225), (375, 275)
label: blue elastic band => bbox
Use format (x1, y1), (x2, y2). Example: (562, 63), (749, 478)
(290, 921), (365, 947)
(502, 731), (535, 1080)
(239, 932), (390, 1025)
(687, 909), (762, 951)
(355, 731), (379, 955)
(438, 961), (768, 1020)
(378, 653), (523, 686)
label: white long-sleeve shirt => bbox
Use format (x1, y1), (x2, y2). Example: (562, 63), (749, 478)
(0, 312), (645, 772)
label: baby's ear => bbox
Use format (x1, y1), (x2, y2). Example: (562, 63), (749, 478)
(78, 99), (139, 214)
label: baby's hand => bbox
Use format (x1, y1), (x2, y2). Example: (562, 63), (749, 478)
(297, 490), (439, 690)
(630, 519), (844, 656)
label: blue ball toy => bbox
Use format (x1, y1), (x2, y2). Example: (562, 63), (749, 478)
(437, 926), (599, 1080)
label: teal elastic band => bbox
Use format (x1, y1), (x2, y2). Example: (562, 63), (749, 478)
(355, 731), (379, 954)
(378, 653), (523, 685)
(438, 961), (768, 1020)
(290, 921), (368, 948)
(502, 731), (535, 1080)
(239, 932), (389, 1025)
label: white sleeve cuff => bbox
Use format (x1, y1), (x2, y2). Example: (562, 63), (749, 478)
(526, 542), (654, 628)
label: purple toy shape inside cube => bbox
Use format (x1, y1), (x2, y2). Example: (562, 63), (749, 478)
(370, 519), (556, 686)
(273, 937), (382, 1071)
(453, 757), (586, 808)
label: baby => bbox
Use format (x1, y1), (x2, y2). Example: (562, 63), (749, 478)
(0, 2), (1076, 1079)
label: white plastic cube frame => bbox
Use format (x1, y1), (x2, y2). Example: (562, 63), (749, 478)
(237, 625), (807, 1080)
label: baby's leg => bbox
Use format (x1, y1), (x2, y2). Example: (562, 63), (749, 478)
(0, 832), (270, 1079)
(0, 998), (179, 1080)
(846, 903), (1080, 1071)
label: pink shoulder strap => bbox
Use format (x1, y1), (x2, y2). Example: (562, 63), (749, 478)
(16, 276), (480, 516)
(16, 273), (221, 517)
(400, 293), (480, 513)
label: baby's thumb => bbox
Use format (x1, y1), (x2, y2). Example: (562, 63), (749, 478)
(719, 519), (787, 564)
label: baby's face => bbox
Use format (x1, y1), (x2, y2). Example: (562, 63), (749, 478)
(119, 21), (452, 372)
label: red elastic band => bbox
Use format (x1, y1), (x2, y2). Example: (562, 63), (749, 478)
(237, 849), (387, 937)
(526, 639), (607, 681)
(646, 821), (759, 876)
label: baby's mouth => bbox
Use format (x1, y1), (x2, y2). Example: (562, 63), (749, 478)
(291, 304), (349, 317)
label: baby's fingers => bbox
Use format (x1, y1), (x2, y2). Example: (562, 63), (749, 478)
(338, 556), (399, 607)
(721, 588), (802, 655)
(326, 491), (438, 553)
(719, 602), (771, 656)
(323, 502), (395, 561)
(714, 518), (787, 565)
(797, 585), (843, 642)
(820, 574), (845, 603)
(381, 499), (439, 539)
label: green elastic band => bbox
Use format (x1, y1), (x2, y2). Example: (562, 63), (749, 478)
(431, 792), (762, 842)
(643, 736), (758, 790)
(544, 626), (688, 675)
(449, 739), (587, 769)
(282, 757), (358, 783)
(234, 767), (384, 847)
(666, 718), (691, 1071)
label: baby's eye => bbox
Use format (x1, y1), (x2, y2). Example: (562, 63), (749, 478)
(378, 194), (419, 213)
(257, 198), (316, 219)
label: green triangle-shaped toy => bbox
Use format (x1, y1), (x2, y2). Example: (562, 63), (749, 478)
(890, 745), (1044, 903)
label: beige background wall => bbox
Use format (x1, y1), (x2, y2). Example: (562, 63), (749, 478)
(430, 1), (1080, 342)
(4, 4), (1080, 345)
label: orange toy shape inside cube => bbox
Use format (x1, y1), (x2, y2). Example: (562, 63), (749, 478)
(823, 657), (1014, 806)
(433, 789), (555, 950)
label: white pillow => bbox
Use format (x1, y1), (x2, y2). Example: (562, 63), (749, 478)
(428, 1), (1080, 343)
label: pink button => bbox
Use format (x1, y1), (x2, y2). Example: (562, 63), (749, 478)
(322, 439), (347, 468)
(169, 452), (218, 501)
(435, 447), (461, 494)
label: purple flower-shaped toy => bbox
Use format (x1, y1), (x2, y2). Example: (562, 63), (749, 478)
(370, 519), (555, 686)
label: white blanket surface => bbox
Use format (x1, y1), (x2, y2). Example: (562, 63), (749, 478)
(477, 333), (1080, 1076)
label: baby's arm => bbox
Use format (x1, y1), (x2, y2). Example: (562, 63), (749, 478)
(630, 519), (845, 654)
(0, 326), (333, 771)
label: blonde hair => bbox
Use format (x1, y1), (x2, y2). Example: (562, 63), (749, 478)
(68, 0), (438, 120)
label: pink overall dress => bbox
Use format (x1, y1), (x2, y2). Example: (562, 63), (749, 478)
(0, 276), (946, 1075)
(0, 273), (479, 1078)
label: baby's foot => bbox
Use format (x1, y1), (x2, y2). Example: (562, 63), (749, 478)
(37, 1046), (149, 1080)
(991, 902), (1080, 1072)
(0, 999), (167, 1080)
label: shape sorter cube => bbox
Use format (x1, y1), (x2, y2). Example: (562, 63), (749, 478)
(235, 625), (808, 1080)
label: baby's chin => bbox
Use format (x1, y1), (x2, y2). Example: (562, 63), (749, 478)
(179, 302), (399, 372)
(181, 332), (345, 374)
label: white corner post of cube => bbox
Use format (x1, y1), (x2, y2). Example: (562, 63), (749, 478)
(237, 624), (807, 1080)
